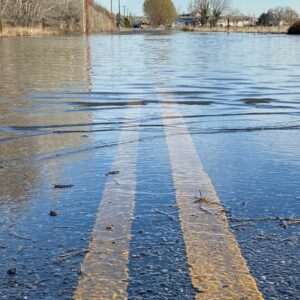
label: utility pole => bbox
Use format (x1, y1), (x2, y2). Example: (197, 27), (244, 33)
(123, 5), (126, 20)
(86, 0), (90, 33)
(82, 0), (86, 33)
(118, 0), (121, 30)
(110, 0), (113, 32)
(82, 0), (90, 33)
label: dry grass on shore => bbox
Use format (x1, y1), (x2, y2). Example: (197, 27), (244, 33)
(0, 26), (61, 37)
(183, 25), (289, 34)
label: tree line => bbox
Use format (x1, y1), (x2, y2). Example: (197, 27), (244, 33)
(257, 7), (299, 26)
(143, 0), (299, 28)
(143, 0), (230, 26)
(188, 2), (299, 27)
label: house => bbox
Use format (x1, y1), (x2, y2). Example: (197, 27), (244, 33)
(217, 16), (257, 27)
(173, 15), (199, 28)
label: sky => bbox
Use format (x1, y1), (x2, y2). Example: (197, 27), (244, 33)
(98, 0), (300, 17)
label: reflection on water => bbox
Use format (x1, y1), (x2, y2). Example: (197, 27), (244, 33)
(0, 37), (93, 157)
(0, 37), (93, 204)
(0, 33), (300, 299)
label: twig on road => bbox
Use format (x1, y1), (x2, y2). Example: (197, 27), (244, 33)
(16, 246), (24, 253)
(193, 189), (224, 215)
(152, 208), (175, 220)
(288, 220), (300, 225)
(53, 250), (88, 264)
(8, 230), (32, 240)
(228, 216), (300, 229)
(228, 217), (300, 223)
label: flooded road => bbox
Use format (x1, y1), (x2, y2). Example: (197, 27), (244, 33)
(0, 33), (299, 299)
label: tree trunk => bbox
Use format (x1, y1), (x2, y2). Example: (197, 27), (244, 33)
(0, 17), (3, 34)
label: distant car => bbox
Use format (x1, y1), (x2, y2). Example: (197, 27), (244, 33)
(133, 22), (148, 29)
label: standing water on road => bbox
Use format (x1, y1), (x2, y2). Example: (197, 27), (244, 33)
(0, 33), (299, 299)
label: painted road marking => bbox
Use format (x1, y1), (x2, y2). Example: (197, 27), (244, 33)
(161, 103), (263, 300)
(75, 108), (140, 300)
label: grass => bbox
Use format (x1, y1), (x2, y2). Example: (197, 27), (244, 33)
(0, 26), (60, 37)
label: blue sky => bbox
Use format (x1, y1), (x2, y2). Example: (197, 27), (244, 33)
(99, 0), (300, 17)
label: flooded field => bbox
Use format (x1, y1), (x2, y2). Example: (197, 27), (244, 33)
(0, 33), (299, 299)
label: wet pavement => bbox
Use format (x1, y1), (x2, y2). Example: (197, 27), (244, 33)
(128, 130), (196, 300)
(190, 130), (300, 300)
(0, 33), (299, 299)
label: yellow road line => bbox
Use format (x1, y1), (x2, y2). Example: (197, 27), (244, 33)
(161, 103), (263, 300)
(75, 108), (140, 300)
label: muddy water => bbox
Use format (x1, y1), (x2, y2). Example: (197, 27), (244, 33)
(0, 33), (299, 299)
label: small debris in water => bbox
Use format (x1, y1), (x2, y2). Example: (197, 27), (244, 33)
(152, 208), (175, 220)
(53, 250), (88, 264)
(49, 211), (58, 217)
(169, 204), (178, 208)
(280, 220), (289, 229)
(7, 268), (17, 275)
(288, 220), (300, 225)
(105, 225), (114, 231)
(256, 234), (276, 241)
(105, 171), (120, 176)
(193, 190), (220, 215)
(16, 246), (23, 253)
(228, 216), (300, 228)
(193, 190), (209, 205)
(8, 230), (32, 240)
(53, 184), (74, 189)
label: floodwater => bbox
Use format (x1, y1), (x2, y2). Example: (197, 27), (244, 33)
(0, 33), (299, 299)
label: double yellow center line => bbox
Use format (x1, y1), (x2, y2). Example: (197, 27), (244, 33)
(75, 103), (263, 299)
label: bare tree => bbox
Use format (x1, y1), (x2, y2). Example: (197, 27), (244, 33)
(270, 6), (299, 25)
(189, 0), (230, 26)
(0, 0), (9, 31)
(258, 6), (299, 26)
(190, 0), (210, 25)
(210, 0), (230, 26)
